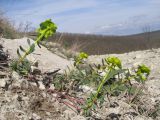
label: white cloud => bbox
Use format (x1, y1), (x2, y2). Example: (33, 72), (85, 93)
(2, 0), (160, 35)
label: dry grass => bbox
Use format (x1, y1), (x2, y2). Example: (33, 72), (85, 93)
(29, 30), (160, 56)
(0, 10), (31, 39)
(42, 33), (83, 59)
(0, 11), (19, 39)
(46, 31), (160, 55)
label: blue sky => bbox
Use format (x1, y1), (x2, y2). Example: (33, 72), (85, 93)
(0, 0), (160, 35)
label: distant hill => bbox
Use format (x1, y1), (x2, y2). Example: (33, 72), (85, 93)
(127, 29), (160, 38)
(29, 30), (160, 55)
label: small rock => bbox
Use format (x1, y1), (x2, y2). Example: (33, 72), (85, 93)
(31, 66), (41, 75)
(11, 78), (27, 89)
(110, 102), (119, 108)
(135, 54), (142, 59)
(79, 85), (95, 93)
(49, 84), (55, 90)
(64, 110), (77, 119)
(38, 82), (45, 90)
(20, 79), (29, 89)
(71, 115), (86, 120)
(29, 82), (37, 87)
(33, 61), (39, 67)
(46, 119), (52, 120)
(133, 62), (142, 68)
(106, 113), (121, 120)
(42, 92), (47, 98)
(134, 116), (153, 120)
(0, 48), (8, 60)
(0, 78), (6, 88)
(12, 71), (20, 81)
(46, 112), (51, 116)
(32, 113), (42, 120)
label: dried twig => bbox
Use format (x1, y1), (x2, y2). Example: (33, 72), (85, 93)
(47, 89), (85, 111)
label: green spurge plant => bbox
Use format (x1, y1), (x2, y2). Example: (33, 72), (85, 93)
(11, 19), (57, 74)
(54, 53), (150, 115)
(135, 64), (150, 83)
(82, 56), (150, 115)
(83, 57), (125, 114)
(17, 19), (57, 64)
(52, 52), (90, 91)
(50, 51), (150, 116)
(74, 52), (88, 68)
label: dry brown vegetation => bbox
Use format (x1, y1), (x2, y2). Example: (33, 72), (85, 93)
(45, 31), (160, 55)
(0, 10), (33, 39)
(0, 11), (19, 39)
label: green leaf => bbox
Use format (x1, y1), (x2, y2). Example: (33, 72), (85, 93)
(27, 39), (31, 46)
(37, 42), (41, 48)
(28, 44), (35, 54)
(19, 46), (26, 52)
(92, 103), (97, 110)
(99, 94), (105, 107)
(102, 58), (105, 66)
(17, 49), (21, 58)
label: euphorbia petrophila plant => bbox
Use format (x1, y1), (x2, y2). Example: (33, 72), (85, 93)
(10, 19), (57, 75)
(82, 56), (150, 115)
(83, 57), (125, 114)
(17, 19), (57, 64)
(74, 52), (88, 68)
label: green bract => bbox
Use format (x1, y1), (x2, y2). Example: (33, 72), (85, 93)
(74, 52), (88, 67)
(79, 52), (88, 59)
(137, 64), (150, 76)
(136, 64), (150, 81)
(106, 56), (122, 69)
(37, 19), (57, 39)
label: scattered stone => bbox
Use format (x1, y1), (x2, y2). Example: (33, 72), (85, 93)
(20, 79), (29, 89)
(0, 78), (6, 88)
(106, 113), (121, 120)
(0, 44), (8, 61)
(64, 109), (77, 119)
(79, 85), (95, 93)
(38, 81), (45, 90)
(11, 71), (20, 81)
(31, 66), (41, 75)
(110, 102), (119, 108)
(135, 54), (142, 59)
(134, 116), (153, 120)
(46, 112), (51, 116)
(31, 113), (42, 120)
(49, 84), (55, 90)
(71, 115), (86, 120)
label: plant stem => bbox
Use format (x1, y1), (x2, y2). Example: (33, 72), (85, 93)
(18, 29), (47, 64)
(85, 69), (110, 109)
